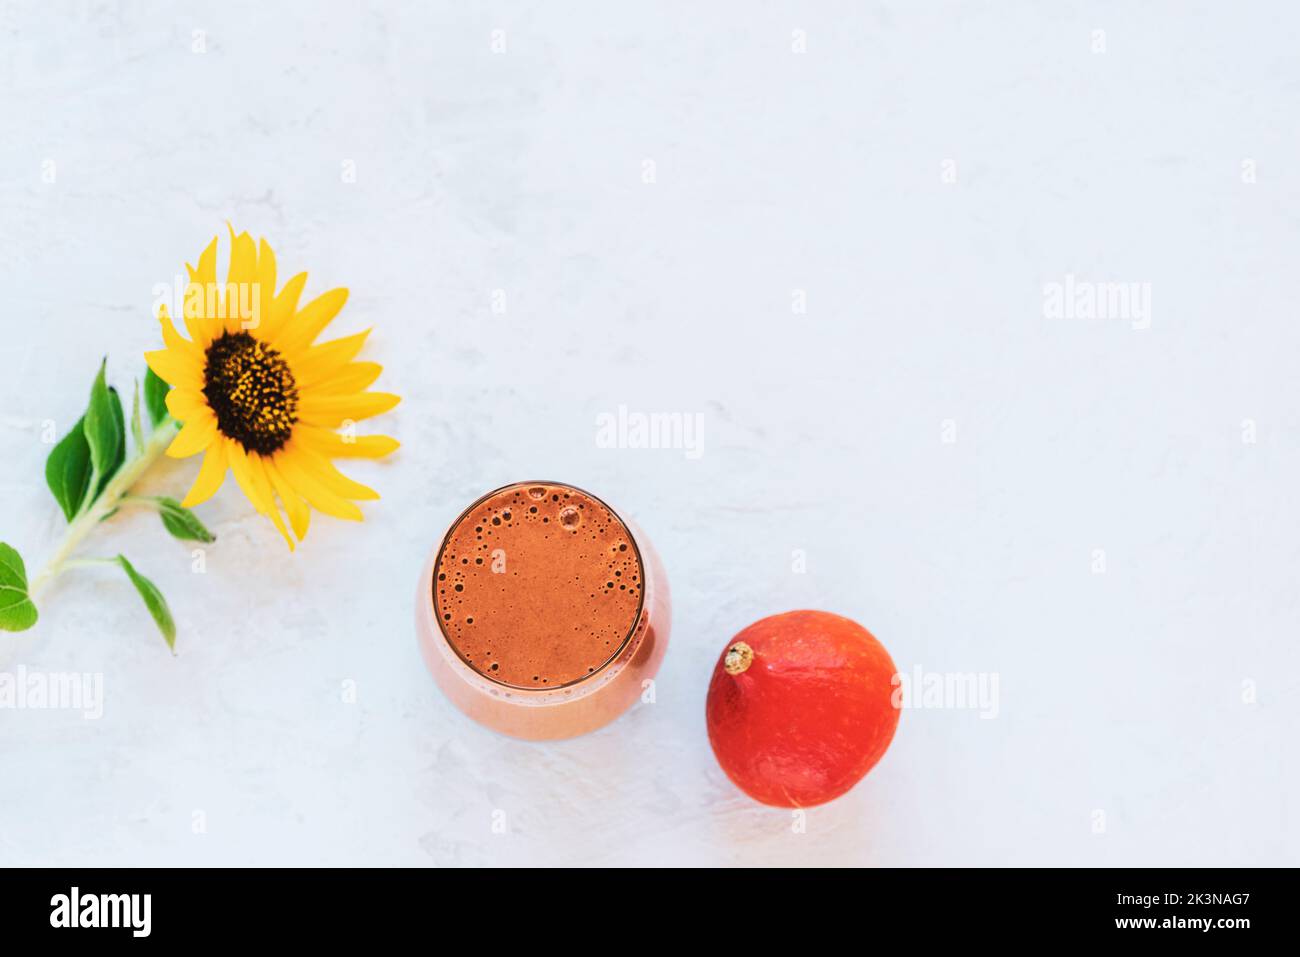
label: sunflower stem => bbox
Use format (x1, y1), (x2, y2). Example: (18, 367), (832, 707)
(29, 418), (179, 601)
(118, 495), (164, 510)
(63, 557), (120, 570)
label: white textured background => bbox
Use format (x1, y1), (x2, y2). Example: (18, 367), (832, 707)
(1, 1), (1297, 866)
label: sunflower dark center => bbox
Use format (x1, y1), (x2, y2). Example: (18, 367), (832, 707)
(202, 331), (298, 454)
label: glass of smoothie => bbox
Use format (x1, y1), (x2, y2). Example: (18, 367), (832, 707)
(415, 482), (670, 740)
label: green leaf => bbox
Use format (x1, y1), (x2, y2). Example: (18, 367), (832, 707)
(44, 416), (93, 521)
(100, 386), (126, 496)
(84, 360), (125, 496)
(0, 542), (39, 632)
(152, 496), (216, 543)
(130, 379), (145, 452)
(144, 367), (171, 428)
(116, 555), (175, 650)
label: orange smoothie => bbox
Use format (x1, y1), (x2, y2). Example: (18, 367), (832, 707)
(416, 481), (671, 740)
(434, 484), (643, 688)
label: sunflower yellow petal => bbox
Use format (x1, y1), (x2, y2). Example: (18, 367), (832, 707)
(166, 410), (217, 459)
(228, 445), (294, 549)
(181, 439), (229, 507)
(248, 453), (295, 549)
(275, 450), (365, 521)
(260, 271), (307, 341)
(165, 388), (205, 421)
(273, 272), (308, 319)
(156, 304), (200, 360)
(311, 362), (384, 395)
(250, 238), (277, 335)
(227, 226), (256, 285)
(195, 236), (218, 285)
(255, 238), (276, 294)
(265, 457), (311, 541)
(220, 291), (242, 335)
(273, 287), (348, 354)
(297, 391), (401, 427)
(218, 227), (256, 333)
(145, 347), (203, 391)
(225, 443), (260, 506)
(181, 280), (220, 347)
(294, 425), (399, 459)
(294, 330), (371, 388)
(284, 441), (379, 500)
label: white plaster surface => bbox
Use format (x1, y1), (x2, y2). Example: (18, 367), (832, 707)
(0, 2), (1297, 866)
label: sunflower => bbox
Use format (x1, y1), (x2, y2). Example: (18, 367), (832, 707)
(145, 227), (400, 549)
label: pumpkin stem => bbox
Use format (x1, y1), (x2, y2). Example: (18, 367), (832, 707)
(724, 641), (754, 675)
